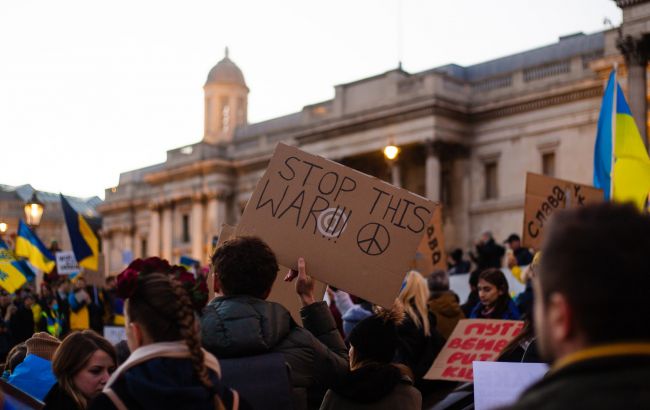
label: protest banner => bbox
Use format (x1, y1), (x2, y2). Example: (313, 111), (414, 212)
(236, 143), (439, 308)
(209, 224), (325, 324)
(103, 325), (127, 345)
(55, 251), (80, 275)
(473, 361), (548, 410)
(412, 205), (447, 275)
(424, 319), (524, 382)
(523, 173), (603, 249)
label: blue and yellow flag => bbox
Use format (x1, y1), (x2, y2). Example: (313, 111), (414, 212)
(0, 240), (28, 293)
(594, 70), (650, 210)
(60, 194), (99, 271)
(15, 220), (56, 273)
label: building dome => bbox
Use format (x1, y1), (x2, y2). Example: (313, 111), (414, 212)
(205, 48), (247, 87)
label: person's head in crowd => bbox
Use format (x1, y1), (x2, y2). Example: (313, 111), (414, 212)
(479, 231), (493, 245)
(105, 276), (116, 291)
(535, 203), (650, 363)
(348, 308), (405, 369)
(117, 257), (218, 402)
(468, 269), (480, 292)
(52, 330), (116, 409)
(0, 290), (10, 307)
(450, 248), (464, 264)
(57, 279), (70, 294)
(113, 340), (130, 366)
(398, 271), (431, 336)
(4, 343), (27, 375)
(211, 236), (279, 299)
(505, 233), (522, 251)
(427, 269), (450, 299)
(477, 269), (509, 309)
(73, 277), (86, 291)
(22, 293), (34, 309)
(40, 283), (53, 299)
(26, 332), (61, 361)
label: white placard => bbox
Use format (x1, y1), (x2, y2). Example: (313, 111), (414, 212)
(56, 251), (80, 275)
(103, 326), (127, 345)
(473, 361), (549, 410)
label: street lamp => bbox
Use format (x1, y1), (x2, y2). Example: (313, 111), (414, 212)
(0, 222), (6, 236)
(24, 192), (44, 228)
(383, 144), (401, 187)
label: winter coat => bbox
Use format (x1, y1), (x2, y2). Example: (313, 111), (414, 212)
(201, 296), (349, 410)
(499, 347), (650, 410)
(9, 353), (57, 400)
(470, 298), (521, 320)
(513, 247), (534, 266)
(395, 312), (445, 380)
(428, 291), (465, 339)
(9, 304), (34, 345)
(473, 239), (505, 271)
(88, 341), (240, 410)
(44, 382), (81, 410)
(319, 363), (421, 410)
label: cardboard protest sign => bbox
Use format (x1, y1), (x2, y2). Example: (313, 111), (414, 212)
(523, 173), (603, 249)
(473, 362), (548, 410)
(236, 143), (438, 308)
(424, 319), (524, 382)
(412, 205), (447, 275)
(55, 251), (80, 275)
(208, 224), (325, 325)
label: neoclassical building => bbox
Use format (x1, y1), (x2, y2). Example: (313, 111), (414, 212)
(98, 1), (650, 274)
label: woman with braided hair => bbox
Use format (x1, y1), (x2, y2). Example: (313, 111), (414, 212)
(89, 257), (242, 410)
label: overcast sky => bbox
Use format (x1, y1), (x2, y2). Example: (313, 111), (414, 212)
(0, 0), (621, 200)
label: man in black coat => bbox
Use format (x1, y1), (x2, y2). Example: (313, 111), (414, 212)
(502, 203), (650, 410)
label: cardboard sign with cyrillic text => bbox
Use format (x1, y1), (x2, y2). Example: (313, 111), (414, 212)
(523, 173), (603, 249)
(423, 319), (524, 382)
(236, 143), (439, 308)
(412, 205), (447, 275)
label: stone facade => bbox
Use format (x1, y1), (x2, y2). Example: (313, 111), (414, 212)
(98, 2), (650, 275)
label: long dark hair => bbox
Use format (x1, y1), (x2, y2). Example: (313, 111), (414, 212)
(126, 272), (224, 410)
(52, 331), (117, 409)
(479, 268), (511, 318)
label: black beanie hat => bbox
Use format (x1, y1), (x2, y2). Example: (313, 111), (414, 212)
(348, 315), (399, 364)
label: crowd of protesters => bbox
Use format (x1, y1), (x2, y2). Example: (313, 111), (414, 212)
(0, 202), (646, 409)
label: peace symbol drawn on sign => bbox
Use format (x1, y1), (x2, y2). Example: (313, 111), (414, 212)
(356, 222), (391, 256)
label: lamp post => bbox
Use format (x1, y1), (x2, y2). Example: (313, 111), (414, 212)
(0, 222), (6, 239)
(24, 192), (44, 230)
(383, 144), (401, 187)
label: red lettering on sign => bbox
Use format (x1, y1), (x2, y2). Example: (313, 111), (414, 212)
(442, 366), (459, 378)
(448, 338), (462, 349)
(475, 339), (495, 351)
(465, 323), (486, 335)
(447, 352), (464, 364)
(494, 340), (509, 352)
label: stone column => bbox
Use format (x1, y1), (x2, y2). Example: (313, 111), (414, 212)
(148, 206), (161, 257)
(161, 205), (173, 262)
(618, 34), (650, 146)
(133, 233), (143, 259)
(425, 141), (441, 202)
(123, 229), (133, 265)
(390, 163), (401, 188)
(102, 232), (111, 276)
(191, 194), (205, 262)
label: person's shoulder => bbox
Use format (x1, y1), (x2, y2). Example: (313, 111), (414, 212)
(87, 392), (118, 410)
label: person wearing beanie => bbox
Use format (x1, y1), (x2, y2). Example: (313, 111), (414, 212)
(319, 310), (422, 410)
(8, 332), (61, 400)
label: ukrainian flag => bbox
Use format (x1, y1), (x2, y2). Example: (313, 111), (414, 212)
(60, 194), (99, 271)
(15, 220), (55, 273)
(594, 70), (650, 210)
(0, 241), (28, 293)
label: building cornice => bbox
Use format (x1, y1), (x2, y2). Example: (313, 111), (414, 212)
(615, 0), (649, 8)
(144, 158), (234, 185)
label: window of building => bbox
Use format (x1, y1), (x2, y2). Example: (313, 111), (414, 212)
(221, 97), (230, 133)
(182, 214), (190, 243)
(542, 152), (556, 177)
(484, 161), (498, 200)
(141, 238), (148, 258)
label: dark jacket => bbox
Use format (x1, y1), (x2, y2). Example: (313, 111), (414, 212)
(89, 358), (238, 410)
(395, 311), (445, 380)
(44, 382), (81, 410)
(470, 298), (521, 320)
(500, 352), (650, 410)
(319, 364), (421, 410)
(9, 304), (34, 345)
(473, 239), (505, 271)
(513, 247), (534, 266)
(200, 296), (349, 410)
(428, 291), (465, 340)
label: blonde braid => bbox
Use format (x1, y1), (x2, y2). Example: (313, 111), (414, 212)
(170, 278), (226, 410)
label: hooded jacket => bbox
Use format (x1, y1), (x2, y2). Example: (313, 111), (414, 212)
(319, 364), (421, 410)
(428, 291), (465, 340)
(200, 296), (349, 410)
(89, 342), (239, 410)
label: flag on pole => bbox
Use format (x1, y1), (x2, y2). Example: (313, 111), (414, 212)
(0, 240), (28, 293)
(60, 194), (99, 271)
(593, 69), (650, 210)
(14, 220), (55, 273)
